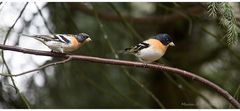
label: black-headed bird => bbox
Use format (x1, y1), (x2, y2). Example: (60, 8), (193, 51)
(21, 33), (91, 53)
(120, 34), (175, 63)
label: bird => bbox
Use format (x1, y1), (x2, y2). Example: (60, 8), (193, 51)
(21, 33), (92, 53)
(120, 34), (175, 63)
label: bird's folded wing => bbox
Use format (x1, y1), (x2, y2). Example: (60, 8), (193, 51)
(122, 42), (150, 54)
(52, 34), (71, 44)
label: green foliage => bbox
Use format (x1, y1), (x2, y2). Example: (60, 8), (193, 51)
(207, 3), (218, 17)
(208, 2), (239, 46)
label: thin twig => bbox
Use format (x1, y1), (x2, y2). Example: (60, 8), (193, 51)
(3, 3), (28, 44)
(93, 4), (164, 108)
(80, 73), (133, 107)
(154, 5), (216, 107)
(1, 2), (31, 108)
(199, 24), (240, 60)
(34, 2), (53, 34)
(92, 4), (119, 59)
(176, 75), (217, 108)
(0, 57), (72, 77)
(0, 2), (5, 13)
(230, 85), (240, 108)
(60, 3), (80, 32)
(123, 68), (165, 108)
(108, 3), (143, 41)
(13, 4), (48, 46)
(0, 44), (239, 108)
(69, 3), (204, 25)
(157, 4), (193, 36)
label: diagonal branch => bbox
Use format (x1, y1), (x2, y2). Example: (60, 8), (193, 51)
(0, 44), (239, 108)
(34, 2), (53, 34)
(0, 57), (72, 77)
(92, 4), (164, 108)
(1, 2), (31, 109)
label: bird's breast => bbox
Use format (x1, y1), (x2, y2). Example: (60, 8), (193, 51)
(135, 39), (168, 63)
(69, 36), (80, 49)
(145, 39), (167, 54)
(135, 46), (164, 63)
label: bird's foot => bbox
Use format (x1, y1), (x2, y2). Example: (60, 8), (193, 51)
(142, 63), (148, 68)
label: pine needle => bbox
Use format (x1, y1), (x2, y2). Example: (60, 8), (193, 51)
(207, 2), (239, 46)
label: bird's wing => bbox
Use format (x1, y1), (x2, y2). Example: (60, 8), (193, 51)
(21, 34), (55, 42)
(21, 33), (71, 44)
(52, 34), (71, 44)
(123, 42), (150, 54)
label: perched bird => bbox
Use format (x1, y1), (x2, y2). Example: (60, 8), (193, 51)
(120, 34), (175, 63)
(21, 33), (92, 53)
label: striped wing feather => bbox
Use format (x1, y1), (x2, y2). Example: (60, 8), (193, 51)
(124, 42), (150, 53)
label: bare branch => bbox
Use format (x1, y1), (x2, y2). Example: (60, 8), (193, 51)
(0, 44), (239, 108)
(0, 57), (72, 77)
(34, 2), (53, 34)
(1, 2), (31, 109)
(92, 4), (164, 108)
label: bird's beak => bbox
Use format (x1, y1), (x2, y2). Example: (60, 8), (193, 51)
(169, 42), (175, 46)
(85, 38), (92, 42)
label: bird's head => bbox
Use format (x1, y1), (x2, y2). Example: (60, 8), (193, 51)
(153, 34), (175, 46)
(76, 33), (92, 43)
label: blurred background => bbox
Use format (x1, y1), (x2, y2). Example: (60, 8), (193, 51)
(0, 2), (239, 109)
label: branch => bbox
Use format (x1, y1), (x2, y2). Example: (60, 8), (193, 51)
(92, 4), (164, 108)
(0, 44), (239, 108)
(1, 2), (31, 109)
(34, 2), (53, 34)
(69, 3), (205, 25)
(0, 57), (72, 77)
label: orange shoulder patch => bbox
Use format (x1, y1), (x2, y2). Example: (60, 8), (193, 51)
(69, 36), (80, 49)
(145, 39), (167, 53)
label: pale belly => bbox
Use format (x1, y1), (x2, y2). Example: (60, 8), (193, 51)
(135, 47), (164, 63)
(45, 41), (79, 53)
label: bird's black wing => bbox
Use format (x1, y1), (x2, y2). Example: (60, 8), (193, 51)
(52, 34), (71, 44)
(21, 34), (70, 44)
(124, 42), (150, 53)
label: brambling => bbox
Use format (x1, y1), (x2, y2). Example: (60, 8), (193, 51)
(120, 34), (175, 63)
(21, 33), (91, 53)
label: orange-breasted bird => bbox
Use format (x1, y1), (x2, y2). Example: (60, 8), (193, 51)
(120, 34), (175, 63)
(21, 33), (91, 53)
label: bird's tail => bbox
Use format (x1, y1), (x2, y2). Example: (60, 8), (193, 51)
(117, 48), (133, 54)
(20, 33), (52, 42)
(20, 33), (50, 43)
(117, 50), (125, 54)
(20, 33), (39, 38)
